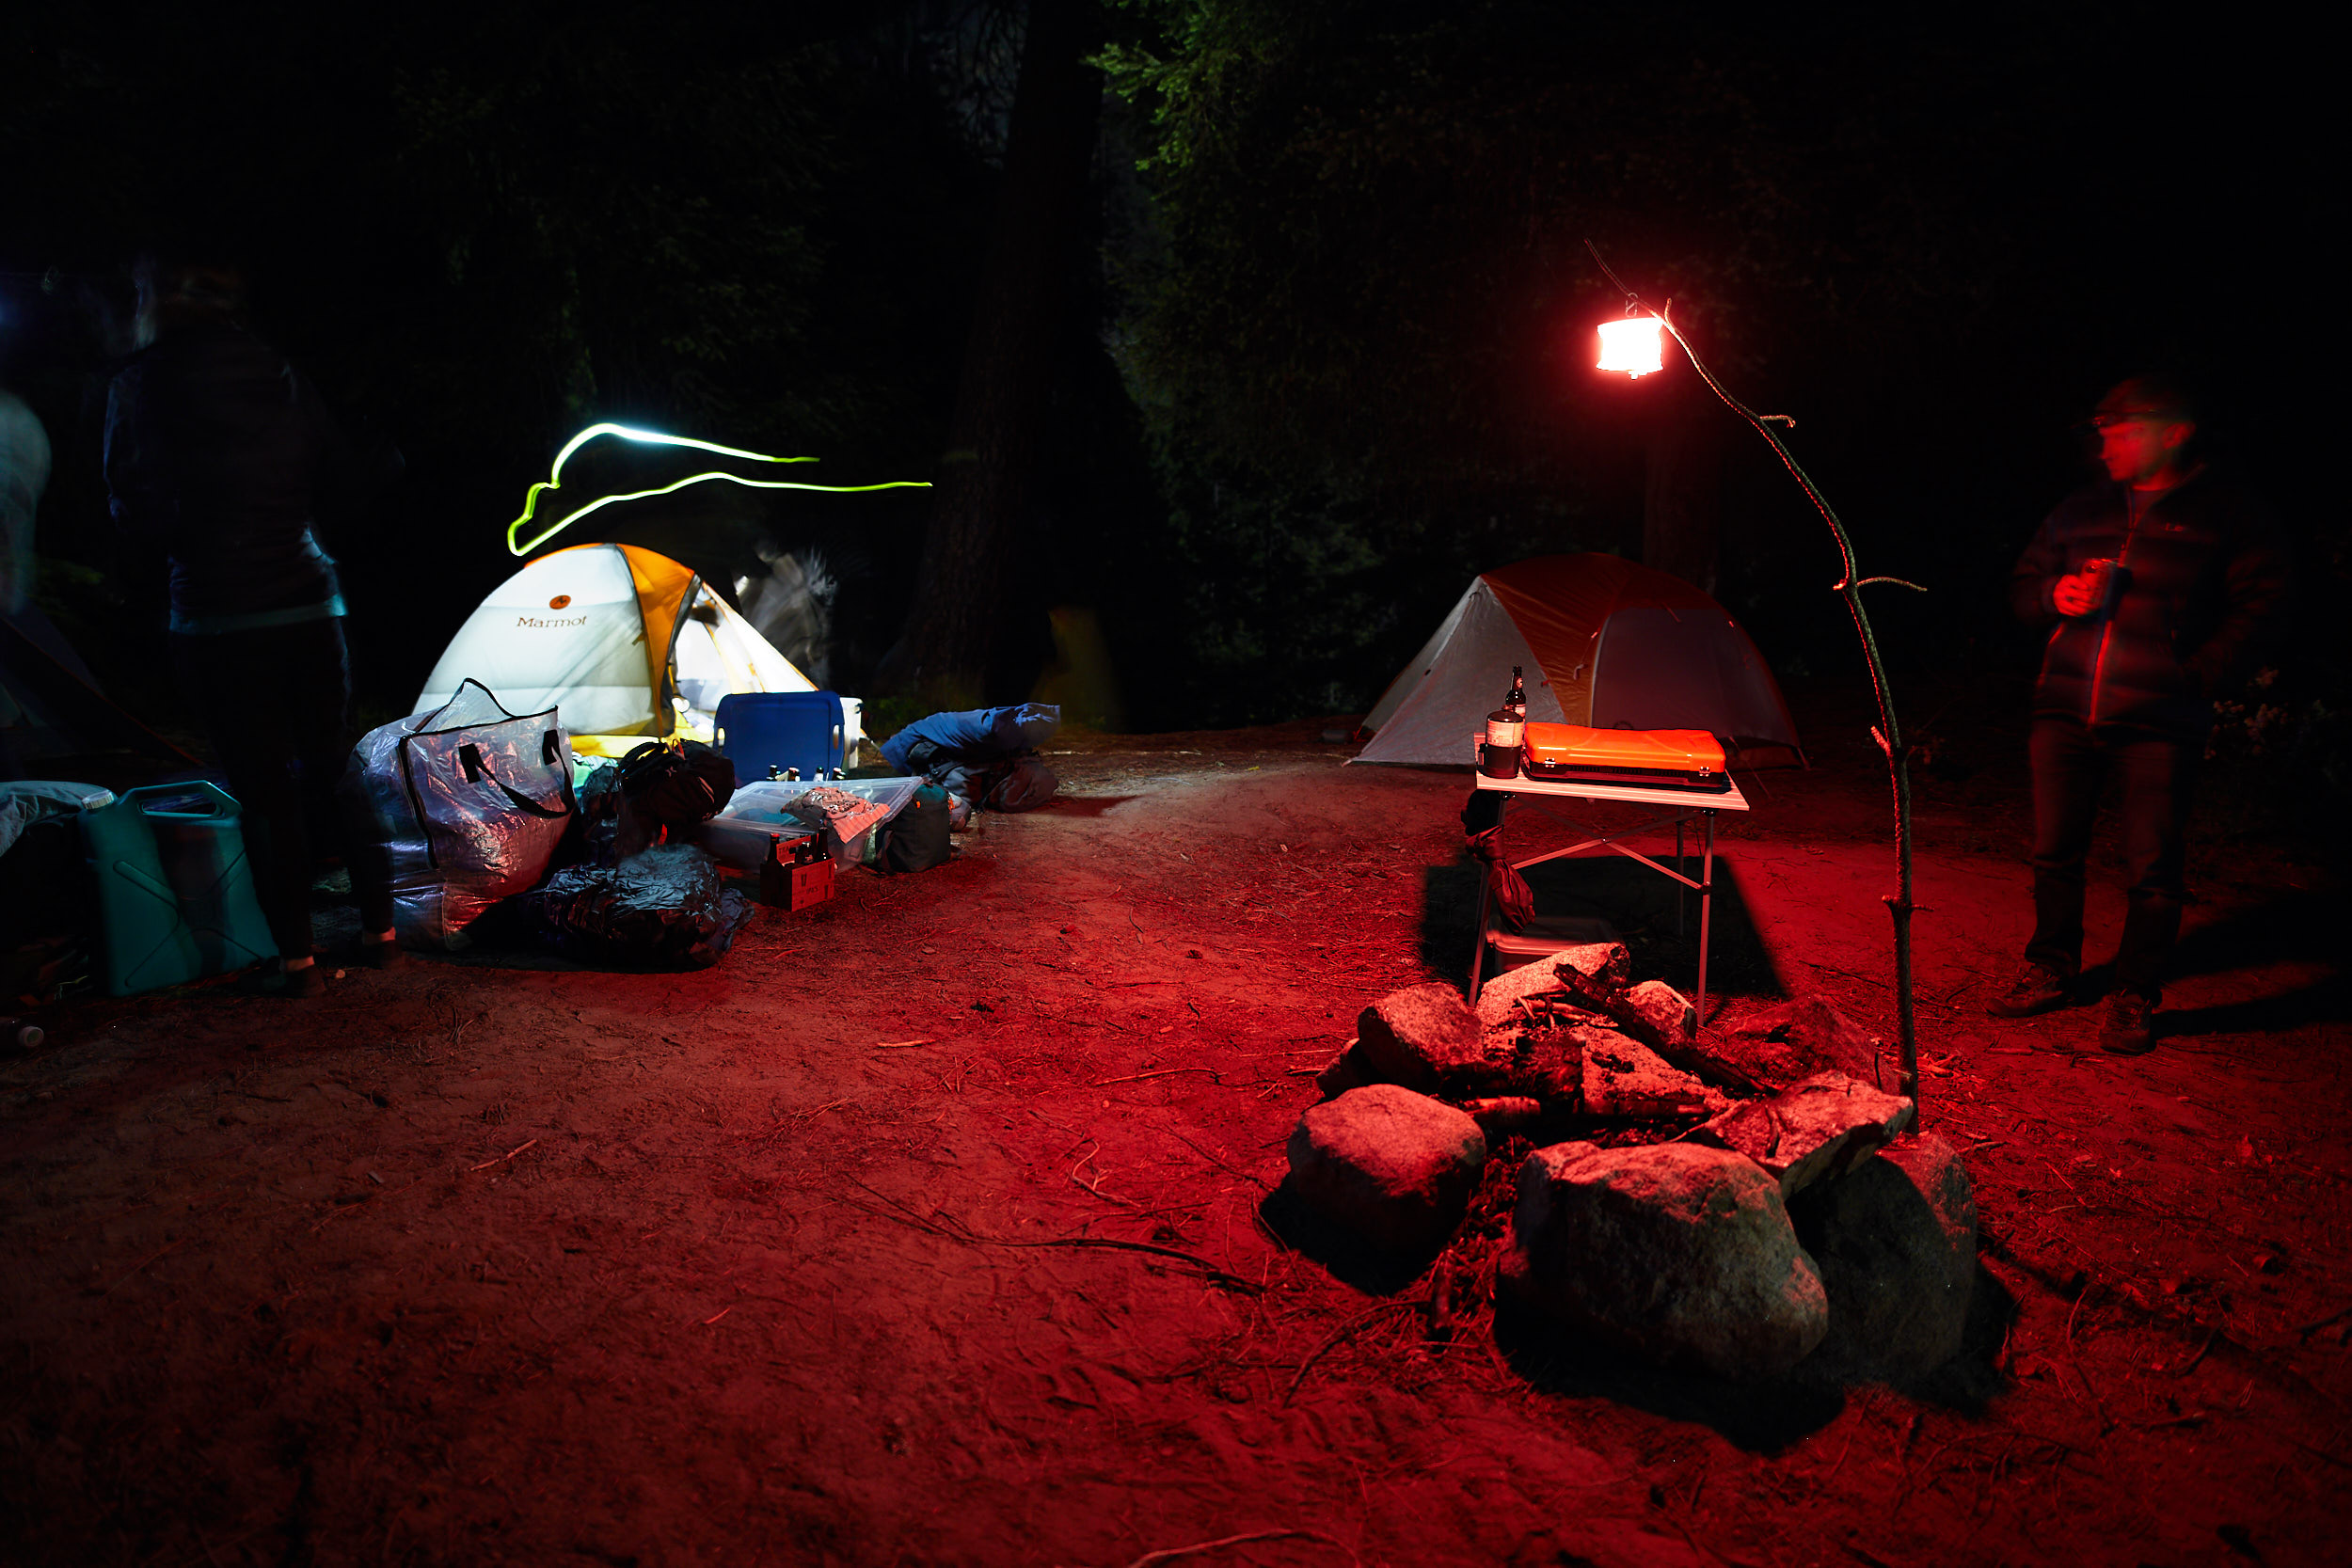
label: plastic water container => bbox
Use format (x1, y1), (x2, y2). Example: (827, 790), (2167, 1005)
(83, 781), (278, 996)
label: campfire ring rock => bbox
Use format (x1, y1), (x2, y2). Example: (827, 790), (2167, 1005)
(1502, 1141), (1830, 1382)
(1286, 1085), (1489, 1254)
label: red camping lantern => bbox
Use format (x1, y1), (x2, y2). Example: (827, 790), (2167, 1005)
(1597, 315), (1664, 377)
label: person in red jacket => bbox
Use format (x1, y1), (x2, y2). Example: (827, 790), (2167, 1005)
(1989, 375), (2291, 1053)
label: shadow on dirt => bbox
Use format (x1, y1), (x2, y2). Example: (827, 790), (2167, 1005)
(1486, 1258), (2017, 1451)
(1421, 856), (1780, 1001)
(2063, 885), (2350, 1037)
(1033, 795), (1141, 817)
(2173, 885), (2345, 974)
(1257, 1179), (1443, 1296)
(2158, 887), (2347, 1034)
(1490, 1295), (1848, 1450)
(2158, 978), (2351, 1038)
(1902, 1263), (2020, 1418)
(1261, 1147), (2017, 1453)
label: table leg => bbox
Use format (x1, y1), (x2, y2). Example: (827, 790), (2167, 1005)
(1676, 816), (1687, 937)
(1467, 798), (1499, 1003)
(1693, 809), (1715, 1039)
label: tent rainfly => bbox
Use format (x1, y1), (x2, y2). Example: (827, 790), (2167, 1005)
(417, 542), (850, 756)
(3, 613), (192, 768)
(1353, 554), (1802, 768)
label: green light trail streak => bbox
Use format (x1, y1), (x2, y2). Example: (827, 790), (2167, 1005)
(506, 422), (930, 556)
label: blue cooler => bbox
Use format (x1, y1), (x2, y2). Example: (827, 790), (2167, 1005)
(83, 782), (278, 996)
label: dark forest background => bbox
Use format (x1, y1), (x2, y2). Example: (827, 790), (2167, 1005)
(3, 2), (2340, 773)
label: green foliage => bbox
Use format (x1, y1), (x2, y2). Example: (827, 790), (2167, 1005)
(377, 13), (839, 451)
(4, 3), (986, 478)
(1103, 1), (1974, 496)
(1086, 0), (2025, 718)
(1146, 451), (1398, 724)
(4, 3), (991, 710)
(857, 692), (931, 744)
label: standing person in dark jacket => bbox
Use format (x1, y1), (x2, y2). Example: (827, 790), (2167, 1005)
(1989, 375), (2291, 1053)
(104, 257), (401, 995)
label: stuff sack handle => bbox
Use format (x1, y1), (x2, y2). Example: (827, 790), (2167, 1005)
(456, 743), (572, 820)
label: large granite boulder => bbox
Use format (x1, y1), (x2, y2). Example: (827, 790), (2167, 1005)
(1709, 996), (1884, 1091)
(1579, 1029), (1711, 1117)
(1474, 1024), (1585, 1103)
(1687, 1073), (1915, 1200)
(1344, 982), (1584, 1103)
(1620, 980), (1693, 1045)
(1557, 941), (1633, 990)
(1501, 1142), (1828, 1380)
(1790, 1133), (1978, 1383)
(1353, 984), (1486, 1092)
(1474, 954), (1574, 1030)
(1473, 942), (1631, 1029)
(1286, 1085), (1488, 1253)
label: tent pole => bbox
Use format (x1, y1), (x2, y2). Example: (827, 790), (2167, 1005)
(1589, 268), (1925, 1117)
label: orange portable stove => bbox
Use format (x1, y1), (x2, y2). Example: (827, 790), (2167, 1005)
(1519, 722), (1730, 793)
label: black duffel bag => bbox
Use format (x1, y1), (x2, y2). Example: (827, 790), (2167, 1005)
(619, 740), (737, 827)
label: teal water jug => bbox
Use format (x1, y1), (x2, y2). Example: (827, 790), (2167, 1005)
(83, 782), (278, 996)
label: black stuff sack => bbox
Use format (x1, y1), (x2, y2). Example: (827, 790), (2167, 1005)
(564, 761), (627, 866)
(619, 740), (737, 829)
(882, 785), (953, 873)
(534, 844), (755, 970)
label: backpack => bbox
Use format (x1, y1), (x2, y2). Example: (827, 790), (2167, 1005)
(882, 785), (953, 873)
(618, 740), (737, 827)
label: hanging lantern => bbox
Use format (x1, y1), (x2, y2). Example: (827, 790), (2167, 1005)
(1597, 315), (1664, 377)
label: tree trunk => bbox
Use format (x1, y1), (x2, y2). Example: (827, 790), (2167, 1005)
(875, 0), (1102, 705)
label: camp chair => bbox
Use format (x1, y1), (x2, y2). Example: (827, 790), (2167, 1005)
(713, 691), (846, 785)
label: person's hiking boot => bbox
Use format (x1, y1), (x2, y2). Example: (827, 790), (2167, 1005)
(243, 959), (326, 1000)
(2099, 990), (2157, 1055)
(356, 936), (407, 972)
(1987, 962), (2072, 1018)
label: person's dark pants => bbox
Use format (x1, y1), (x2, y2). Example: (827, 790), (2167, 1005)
(173, 619), (392, 958)
(2025, 716), (2200, 999)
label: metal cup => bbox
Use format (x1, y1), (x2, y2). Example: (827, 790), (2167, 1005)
(2079, 557), (2118, 613)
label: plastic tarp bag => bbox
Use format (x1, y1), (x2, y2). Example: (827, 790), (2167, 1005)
(3, 782), (108, 985)
(0, 795), (33, 863)
(344, 678), (577, 950)
(0, 781), (115, 863)
(534, 844), (754, 970)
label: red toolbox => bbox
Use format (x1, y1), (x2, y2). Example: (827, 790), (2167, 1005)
(1521, 723), (1730, 792)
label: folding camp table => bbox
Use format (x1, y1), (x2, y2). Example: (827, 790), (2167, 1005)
(1466, 768), (1748, 1036)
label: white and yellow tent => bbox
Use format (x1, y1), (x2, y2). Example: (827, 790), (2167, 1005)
(416, 542), (851, 758)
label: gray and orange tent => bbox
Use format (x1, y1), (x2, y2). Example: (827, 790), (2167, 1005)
(414, 542), (827, 759)
(2, 612), (194, 772)
(1352, 554), (1802, 768)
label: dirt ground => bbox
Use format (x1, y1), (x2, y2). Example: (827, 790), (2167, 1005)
(4, 673), (2347, 1568)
